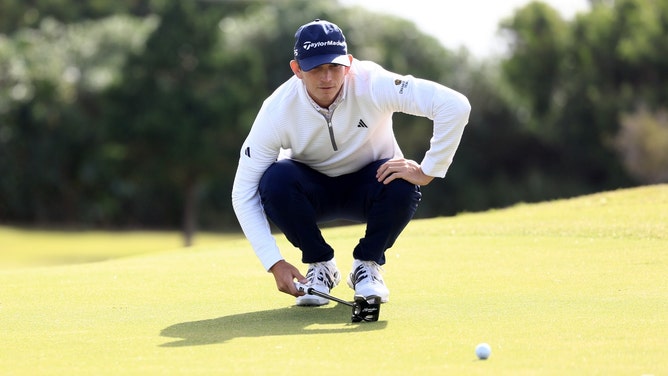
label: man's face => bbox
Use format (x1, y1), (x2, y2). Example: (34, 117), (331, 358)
(292, 60), (351, 108)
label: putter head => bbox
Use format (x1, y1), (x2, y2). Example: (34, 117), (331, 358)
(351, 295), (381, 322)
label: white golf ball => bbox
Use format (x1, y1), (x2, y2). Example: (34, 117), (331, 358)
(475, 343), (491, 360)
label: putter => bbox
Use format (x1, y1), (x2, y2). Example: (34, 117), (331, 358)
(294, 282), (381, 322)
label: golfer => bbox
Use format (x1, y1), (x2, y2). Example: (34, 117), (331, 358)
(232, 19), (470, 306)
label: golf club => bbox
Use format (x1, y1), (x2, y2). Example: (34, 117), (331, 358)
(294, 282), (381, 322)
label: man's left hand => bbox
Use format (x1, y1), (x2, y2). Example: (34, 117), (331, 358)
(376, 159), (434, 186)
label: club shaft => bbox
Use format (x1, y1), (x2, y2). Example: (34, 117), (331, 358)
(306, 287), (353, 307)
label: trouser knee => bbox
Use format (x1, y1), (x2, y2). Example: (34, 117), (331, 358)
(382, 179), (422, 212)
(258, 160), (301, 204)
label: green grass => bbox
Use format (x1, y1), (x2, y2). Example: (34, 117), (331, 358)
(1, 184), (666, 375)
(0, 227), (236, 268)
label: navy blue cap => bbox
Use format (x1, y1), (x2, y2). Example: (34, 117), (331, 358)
(293, 19), (350, 72)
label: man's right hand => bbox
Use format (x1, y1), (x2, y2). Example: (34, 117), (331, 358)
(269, 259), (307, 297)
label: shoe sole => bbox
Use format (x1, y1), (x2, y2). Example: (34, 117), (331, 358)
(347, 277), (389, 303)
(295, 295), (329, 306)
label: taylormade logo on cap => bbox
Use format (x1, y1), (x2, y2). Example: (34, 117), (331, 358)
(301, 40), (346, 51)
(294, 19), (350, 72)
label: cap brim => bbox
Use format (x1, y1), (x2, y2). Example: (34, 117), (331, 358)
(298, 54), (350, 72)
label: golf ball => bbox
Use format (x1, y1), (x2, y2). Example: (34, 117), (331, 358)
(475, 343), (491, 360)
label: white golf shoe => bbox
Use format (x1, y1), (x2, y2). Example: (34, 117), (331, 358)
(347, 260), (390, 303)
(295, 259), (341, 306)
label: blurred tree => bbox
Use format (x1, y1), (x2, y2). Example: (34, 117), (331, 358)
(564, 0), (668, 187)
(429, 59), (566, 214)
(0, 15), (159, 224)
(0, 0), (156, 33)
(614, 107), (668, 184)
(7, 0), (667, 238)
(102, 1), (236, 245)
(500, 2), (568, 120)
(497, 0), (668, 197)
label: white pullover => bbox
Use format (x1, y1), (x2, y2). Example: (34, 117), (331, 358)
(231, 59), (471, 271)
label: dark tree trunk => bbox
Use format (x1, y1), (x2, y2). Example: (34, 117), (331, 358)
(182, 179), (198, 247)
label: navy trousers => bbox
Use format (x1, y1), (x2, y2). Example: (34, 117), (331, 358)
(258, 159), (421, 265)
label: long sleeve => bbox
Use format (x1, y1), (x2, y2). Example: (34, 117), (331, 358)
(231, 103), (284, 271)
(370, 66), (471, 178)
(412, 78), (471, 177)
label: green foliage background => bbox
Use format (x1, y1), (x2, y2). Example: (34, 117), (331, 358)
(1, 0), (667, 242)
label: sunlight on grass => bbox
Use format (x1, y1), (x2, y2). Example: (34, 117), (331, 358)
(0, 227), (244, 268)
(0, 184), (666, 375)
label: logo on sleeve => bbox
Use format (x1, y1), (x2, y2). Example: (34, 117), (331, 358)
(394, 78), (408, 94)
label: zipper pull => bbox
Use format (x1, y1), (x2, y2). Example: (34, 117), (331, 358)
(327, 120), (338, 151)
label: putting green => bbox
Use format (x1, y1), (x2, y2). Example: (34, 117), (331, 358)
(0, 184), (666, 375)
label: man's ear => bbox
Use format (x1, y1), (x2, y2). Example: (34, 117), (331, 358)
(289, 60), (303, 78)
(342, 54), (353, 74)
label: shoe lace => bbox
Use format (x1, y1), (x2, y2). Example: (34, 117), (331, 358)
(306, 261), (338, 290)
(351, 261), (383, 286)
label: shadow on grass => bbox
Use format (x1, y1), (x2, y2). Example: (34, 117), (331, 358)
(159, 303), (387, 347)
